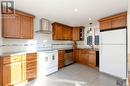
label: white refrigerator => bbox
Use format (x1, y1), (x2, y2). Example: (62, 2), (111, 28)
(100, 29), (127, 79)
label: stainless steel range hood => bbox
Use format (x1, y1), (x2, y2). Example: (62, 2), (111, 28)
(35, 18), (52, 34)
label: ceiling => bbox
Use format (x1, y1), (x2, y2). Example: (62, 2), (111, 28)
(15, 0), (128, 26)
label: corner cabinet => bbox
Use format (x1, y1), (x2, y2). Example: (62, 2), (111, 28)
(2, 10), (35, 39)
(52, 22), (73, 40)
(72, 27), (84, 41)
(99, 12), (127, 31)
(52, 22), (84, 41)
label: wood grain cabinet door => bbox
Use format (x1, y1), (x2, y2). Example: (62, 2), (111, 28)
(3, 62), (22, 86)
(63, 26), (72, 40)
(72, 28), (80, 41)
(88, 54), (96, 68)
(112, 15), (127, 28)
(2, 14), (21, 38)
(100, 19), (111, 30)
(52, 24), (63, 40)
(21, 16), (33, 39)
(58, 50), (65, 69)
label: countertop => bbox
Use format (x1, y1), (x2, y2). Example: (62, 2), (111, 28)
(0, 48), (99, 57)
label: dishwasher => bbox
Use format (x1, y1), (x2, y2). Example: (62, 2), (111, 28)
(64, 49), (74, 66)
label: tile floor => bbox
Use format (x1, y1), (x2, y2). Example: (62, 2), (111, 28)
(26, 63), (122, 86)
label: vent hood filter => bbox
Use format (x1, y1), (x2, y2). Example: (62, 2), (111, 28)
(36, 18), (52, 34)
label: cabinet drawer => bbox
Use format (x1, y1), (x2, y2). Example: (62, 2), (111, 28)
(2, 55), (22, 64)
(27, 61), (37, 69)
(27, 68), (37, 80)
(26, 53), (37, 61)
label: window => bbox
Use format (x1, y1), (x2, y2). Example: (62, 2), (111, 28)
(95, 35), (99, 45)
(87, 36), (93, 45)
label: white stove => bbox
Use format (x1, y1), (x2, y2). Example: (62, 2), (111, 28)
(37, 49), (58, 77)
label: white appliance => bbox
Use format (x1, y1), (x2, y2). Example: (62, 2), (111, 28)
(100, 29), (127, 79)
(38, 50), (58, 77)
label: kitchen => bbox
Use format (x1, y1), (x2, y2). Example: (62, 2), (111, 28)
(0, 0), (129, 86)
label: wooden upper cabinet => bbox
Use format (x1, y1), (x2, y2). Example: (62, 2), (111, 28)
(72, 27), (84, 41)
(99, 12), (127, 31)
(100, 19), (111, 30)
(2, 10), (35, 39)
(52, 22), (84, 40)
(112, 15), (127, 28)
(63, 26), (72, 40)
(21, 15), (33, 39)
(73, 27), (80, 41)
(52, 22), (72, 40)
(52, 23), (63, 40)
(2, 14), (21, 38)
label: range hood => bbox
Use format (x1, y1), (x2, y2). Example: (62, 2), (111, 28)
(36, 18), (52, 34)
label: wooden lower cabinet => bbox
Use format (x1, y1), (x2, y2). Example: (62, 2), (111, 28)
(88, 54), (96, 68)
(58, 50), (65, 69)
(74, 49), (96, 68)
(73, 49), (79, 62)
(3, 62), (22, 86)
(0, 53), (37, 86)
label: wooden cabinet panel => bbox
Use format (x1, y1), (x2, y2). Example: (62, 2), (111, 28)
(2, 55), (22, 64)
(99, 12), (127, 31)
(3, 62), (22, 86)
(73, 27), (80, 41)
(100, 19), (111, 30)
(112, 15), (126, 28)
(75, 49), (96, 68)
(2, 14), (21, 38)
(58, 50), (65, 69)
(52, 23), (63, 40)
(52, 22), (84, 40)
(2, 10), (35, 39)
(63, 26), (72, 40)
(21, 16), (33, 39)
(73, 49), (79, 62)
(72, 27), (84, 41)
(26, 68), (37, 80)
(26, 53), (37, 80)
(88, 54), (96, 68)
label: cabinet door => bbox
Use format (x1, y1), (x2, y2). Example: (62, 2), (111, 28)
(88, 54), (96, 68)
(73, 49), (79, 62)
(112, 15), (126, 28)
(2, 14), (21, 38)
(64, 26), (72, 40)
(100, 19), (111, 30)
(78, 50), (88, 65)
(72, 27), (80, 41)
(21, 15), (33, 39)
(53, 24), (63, 40)
(58, 50), (65, 68)
(3, 62), (22, 86)
(26, 68), (37, 80)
